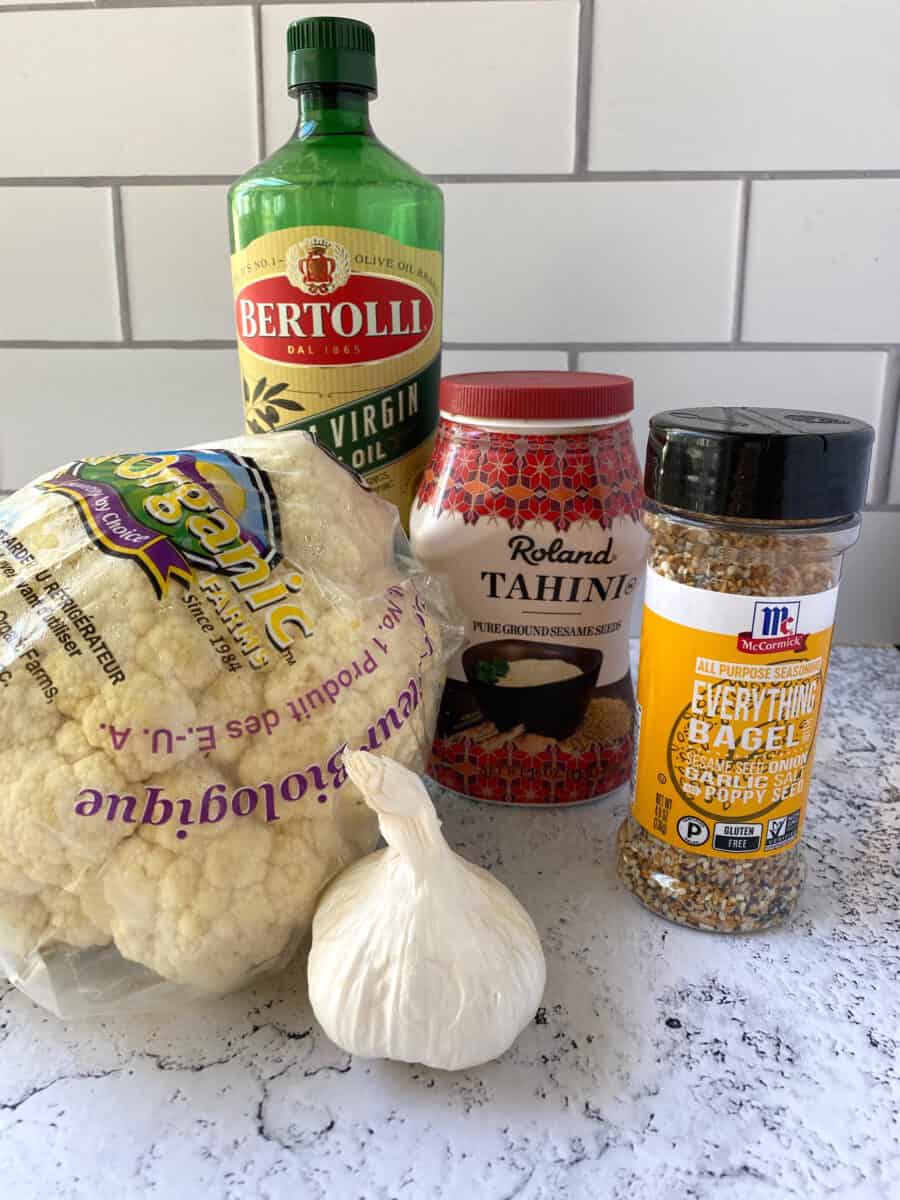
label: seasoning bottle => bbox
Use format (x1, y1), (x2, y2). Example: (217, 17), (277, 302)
(410, 372), (646, 806)
(618, 407), (874, 932)
(229, 17), (444, 529)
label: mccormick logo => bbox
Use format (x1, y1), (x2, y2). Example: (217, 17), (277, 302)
(235, 236), (434, 368)
(738, 601), (808, 654)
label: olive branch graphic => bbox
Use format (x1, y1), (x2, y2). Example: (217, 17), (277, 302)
(243, 375), (307, 433)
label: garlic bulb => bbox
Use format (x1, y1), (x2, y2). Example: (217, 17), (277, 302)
(307, 751), (546, 1071)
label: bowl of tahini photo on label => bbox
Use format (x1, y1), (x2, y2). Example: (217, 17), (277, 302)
(462, 640), (603, 741)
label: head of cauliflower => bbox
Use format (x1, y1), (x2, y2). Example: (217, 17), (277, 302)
(0, 433), (449, 1012)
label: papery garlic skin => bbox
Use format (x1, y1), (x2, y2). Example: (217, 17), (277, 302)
(308, 752), (546, 1071)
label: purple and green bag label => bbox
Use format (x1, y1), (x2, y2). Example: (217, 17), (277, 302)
(39, 450), (280, 600)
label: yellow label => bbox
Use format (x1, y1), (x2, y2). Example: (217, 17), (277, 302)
(630, 568), (838, 860)
(231, 224), (443, 526)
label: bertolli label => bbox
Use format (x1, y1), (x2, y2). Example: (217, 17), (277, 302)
(231, 224), (443, 526)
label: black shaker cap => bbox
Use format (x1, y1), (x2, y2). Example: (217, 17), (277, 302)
(644, 407), (874, 521)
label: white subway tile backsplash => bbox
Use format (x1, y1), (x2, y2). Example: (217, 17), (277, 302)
(589, 0), (900, 171)
(442, 349), (569, 376)
(0, 9), (256, 177)
(262, 3), (579, 174)
(0, 350), (242, 489)
(743, 181), (900, 344)
(443, 182), (740, 342)
(0, 189), (119, 340)
(835, 512), (900, 645)
(123, 186), (234, 341)
(577, 350), (889, 503)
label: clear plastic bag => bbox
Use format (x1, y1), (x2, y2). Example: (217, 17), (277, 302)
(0, 432), (458, 1016)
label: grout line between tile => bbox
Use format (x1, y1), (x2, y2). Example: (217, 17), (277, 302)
(0, 176), (238, 188)
(2, 0), (553, 8)
(565, 349), (578, 371)
(251, 3), (266, 160)
(572, 0), (595, 175)
(91, 0), (548, 4)
(4, 171), (900, 187)
(281, 168), (900, 181)
(1, 340), (898, 352)
(433, 170), (900, 182)
(447, 341), (900, 353)
(0, 340), (237, 349)
(110, 185), (133, 343)
(0, 2), (95, 9)
(730, 178), (752, 342)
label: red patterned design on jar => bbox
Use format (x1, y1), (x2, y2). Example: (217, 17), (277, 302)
(415, 421), (643, 532)
(430, 735), (634, 805)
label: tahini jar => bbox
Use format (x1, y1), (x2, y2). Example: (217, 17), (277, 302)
(410, 372), (646, 805)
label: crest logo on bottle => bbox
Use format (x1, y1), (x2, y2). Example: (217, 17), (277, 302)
(287, 237), (351, 296)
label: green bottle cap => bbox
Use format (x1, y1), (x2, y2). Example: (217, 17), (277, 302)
(287, 17), (377, 95)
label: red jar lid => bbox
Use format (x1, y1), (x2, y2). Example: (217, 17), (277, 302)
(439, 371), (633, 422)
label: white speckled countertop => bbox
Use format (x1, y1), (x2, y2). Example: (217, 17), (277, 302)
(1, 644), (898, 1200)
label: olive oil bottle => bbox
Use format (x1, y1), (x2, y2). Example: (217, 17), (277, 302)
(229, 17), (444, 527)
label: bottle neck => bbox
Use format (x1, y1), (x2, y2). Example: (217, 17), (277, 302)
(294, 85), (374, 138)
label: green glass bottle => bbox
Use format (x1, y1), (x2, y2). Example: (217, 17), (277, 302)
(229, 16), (444, 527)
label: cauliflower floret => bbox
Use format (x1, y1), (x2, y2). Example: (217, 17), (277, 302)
(41, 885), (111, 950)
(102, 818), (283, 991)
(0, 853), (44, 898)
(236, 704), (356, 802)
(216, 432), (398, 588)
(82, 671), (197, 782)
(0, 747), (135, 889)
(141, 759), (241, 850)
(47, 566), (220, 720)
(194, 669), (266, 768)
(0, 885), (110, 960)
(237, 588), (433, 807)
(134, 598), (221, 693)
(56, 721), (93, 763)
(98, 761), (375, 992)
(261, 604), (379, 708)
(0, 669), (62, 746)
(44, 648), (106, 721)
(237, 695), (432, 824)
(0, 747), (67, 886)
(264, 815), (362, 913)
(41, 555), (150, 718)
